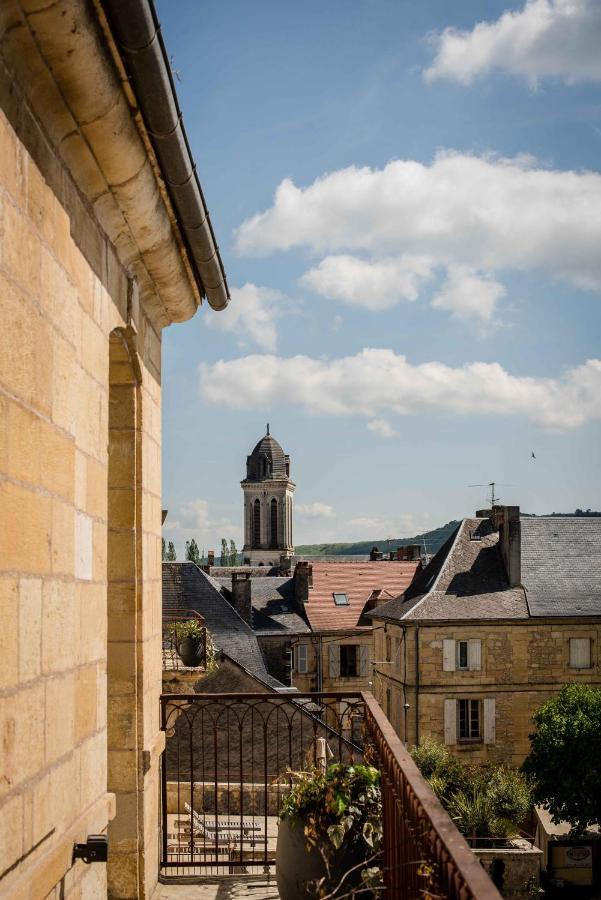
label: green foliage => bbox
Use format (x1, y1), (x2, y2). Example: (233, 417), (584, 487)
(164, 541), (177, 561)
(169, 619), (204, 640)
(279, 763), (383, 895)
(185, 538), (201, 564)
(229, 539), (238, 565)
(411, 739), (532, 842)
(220, 537), (228, 566)
(522, 684), (601, 832)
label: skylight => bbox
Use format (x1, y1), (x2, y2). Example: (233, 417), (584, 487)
(333, 592), (349, 606)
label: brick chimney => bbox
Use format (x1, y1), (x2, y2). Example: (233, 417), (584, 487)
(294, 561), (313, 604)
(489, 506), (521, 587)
(207, 550), (215, 567)
(369, 546), (383, 561)
(397, 545), (421, 561)
(230, 572), (252, 625)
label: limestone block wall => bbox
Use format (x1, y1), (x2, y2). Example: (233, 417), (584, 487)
(373, 620), (600, 765)
(291, 632), (374, 694)
(0, 73), (163, 900)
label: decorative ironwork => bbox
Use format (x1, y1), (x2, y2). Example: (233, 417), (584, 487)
(162, 608), (207, 671)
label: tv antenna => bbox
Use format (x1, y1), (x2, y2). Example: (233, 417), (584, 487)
(468, 482), (514, 507)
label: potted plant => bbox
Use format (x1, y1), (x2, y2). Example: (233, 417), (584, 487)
(276, 763), (383, 899)
(169, 619), (205, 667)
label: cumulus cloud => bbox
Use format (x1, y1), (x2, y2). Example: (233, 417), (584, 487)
(301, 255), (434, 310)
(165, 499), (243, 552)
(199, 349), (601, 430)
(296, 502), (335, 518)
(431, 265), (506, 323)
(204, 282), (285, 351)
(234, 154), (601, 295)
(425, 0), (601, 86)
(367, 419), (398, 439)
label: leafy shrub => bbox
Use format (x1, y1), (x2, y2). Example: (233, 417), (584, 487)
(410, 737), (464, 796)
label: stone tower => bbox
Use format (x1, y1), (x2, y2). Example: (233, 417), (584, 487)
(242, 425), (295, 566)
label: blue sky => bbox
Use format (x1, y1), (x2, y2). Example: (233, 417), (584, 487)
(158, 0), (601, 554)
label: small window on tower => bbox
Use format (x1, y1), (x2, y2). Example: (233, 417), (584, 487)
(333, 592), (349, 606)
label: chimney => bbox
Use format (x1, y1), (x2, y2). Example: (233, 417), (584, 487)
(294, 561), (313, 604)
(280, 554), (292, 576)
(397, 544), (421, 561)
(369, 546), (383, 561)
(207, 550), (215, 568)
(230, 572), (252, 625)
(488, 505), (521, 587)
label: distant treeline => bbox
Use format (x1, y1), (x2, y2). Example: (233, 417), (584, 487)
(296, 511), (601, 557)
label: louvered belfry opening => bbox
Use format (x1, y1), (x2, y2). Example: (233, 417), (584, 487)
(270, 498), (278, 548)
(253, 498), (261, 548)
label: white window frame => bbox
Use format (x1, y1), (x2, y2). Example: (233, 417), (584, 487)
(569, 637), (591, 669)
(295, 643), (308, 674)
(443, 638), (481, 672)
(456, 640), (469, 670)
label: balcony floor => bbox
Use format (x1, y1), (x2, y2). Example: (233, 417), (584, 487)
(159, 875), (280, 899)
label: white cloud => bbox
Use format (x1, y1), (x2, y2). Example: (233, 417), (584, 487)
(301, 254), (434, 310)
(425, 0), (601, 86)
(296, 502), (335, 518)
(234, 154), (601, 294)
(431, 265), (506, 323)
(367, 418), (398, 439)
(165, 498), (243, 554)
(199, 349), (601, 430)
(204, 282), (285, 351)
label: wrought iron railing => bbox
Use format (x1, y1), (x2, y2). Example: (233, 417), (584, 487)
(162, 608), (207, 671)
(159, 691), (501, 898)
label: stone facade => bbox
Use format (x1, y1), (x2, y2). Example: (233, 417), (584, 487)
(291, 630), (374, 694)
(0, 3), (226, 898)
(372, 619), (601, 765)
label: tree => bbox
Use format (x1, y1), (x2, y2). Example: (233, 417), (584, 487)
(185, 538), (201, 565)
(162, 537), (166, 561)
(220, 538), (228, 566)
(229, 539), (238, 566)
(165, 541), (177, 562)
(522, 684), (601, 832)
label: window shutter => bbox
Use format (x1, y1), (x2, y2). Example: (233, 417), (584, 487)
(570, 638), (591, 669)
(297, 644), (308, 674)
(483, 698), (496, 744)
(468, 639), (482, 671)
(359, 644), (370, 676)
(329, 644), (340, 678)
(443, 639), (456, 672)
(444, 699), (457, 745)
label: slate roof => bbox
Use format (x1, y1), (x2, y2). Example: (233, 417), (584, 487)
(162, 563), (285, 689)
(214, 575), (311, 634)
(521, 517), (601, 617)
(370, 518), (528, 622)
(244, 430), (289, 481)
(303, 561), (422, 631)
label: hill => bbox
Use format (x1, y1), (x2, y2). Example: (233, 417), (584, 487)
(295, 520), (460, 558)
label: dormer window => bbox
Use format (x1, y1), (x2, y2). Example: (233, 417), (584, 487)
(333, 592), (349, 606)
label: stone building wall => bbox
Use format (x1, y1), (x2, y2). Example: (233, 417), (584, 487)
(373, 620), (601, 765)
(291, 631), (374, 694)
(0, 50), (163, 900)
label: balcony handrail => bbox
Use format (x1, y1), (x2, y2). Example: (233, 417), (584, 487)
(363, 691), (502, 899)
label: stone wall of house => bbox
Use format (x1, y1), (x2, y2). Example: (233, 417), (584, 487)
(475, 845), (543, 899)
(257, 634), (293, 685)
(291, 632), (374, 694)
(0, 57), (163, 900)
(373, 621), (601, 765)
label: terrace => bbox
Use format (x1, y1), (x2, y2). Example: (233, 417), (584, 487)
(158, 691), (501, 899)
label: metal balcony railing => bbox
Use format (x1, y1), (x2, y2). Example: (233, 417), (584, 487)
(162, 608), (207, 671)
(159, 691), (501, 899)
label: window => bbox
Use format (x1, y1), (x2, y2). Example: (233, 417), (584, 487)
(458, 699), (480, 741)
(340, 645), (358, 677)
(295, 644), (308, 674)
(269, 498), (278, 549)
(443, 638), (481, 672)
(252, 499), (261, 548)
(569, 638), (591, 669)
(385, 635), (392, 661)
(457, 640), (469, 670)
(333, 592), (349, 606)
(386, 688), (391, 717)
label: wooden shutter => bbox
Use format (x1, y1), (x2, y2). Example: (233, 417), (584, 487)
(468, 639), (482, 671)
(297, 644), (308, 674)
(483, 698), (496, 744)
(444, 699), (457, 745)
(570, 638), (591, 669)
(359, 644), (370, 676)
(329, 644), (340, 678)
(443, 639), (456, 672)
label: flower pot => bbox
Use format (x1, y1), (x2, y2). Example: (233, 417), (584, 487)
(176, 636), (203, 667)
(276, 817), (366, 900)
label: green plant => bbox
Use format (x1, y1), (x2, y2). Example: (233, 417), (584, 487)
(447, 786), (498, 839)
(279, 763), (383, 896)
(522, 684), (601, 832)
(169, 619), (204, 641)
(487, 765), (532, 826)
(410, 737), (465, 796)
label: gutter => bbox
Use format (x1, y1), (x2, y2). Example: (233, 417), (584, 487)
(100, 0), (230, 311)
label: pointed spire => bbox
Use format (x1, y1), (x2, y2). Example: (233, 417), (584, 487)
(266, 423), (270, 435)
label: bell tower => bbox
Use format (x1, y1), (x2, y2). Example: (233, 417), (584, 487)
(241, 425), (295, 566)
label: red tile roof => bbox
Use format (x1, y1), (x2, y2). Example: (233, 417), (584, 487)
(303, 561), (421, 631)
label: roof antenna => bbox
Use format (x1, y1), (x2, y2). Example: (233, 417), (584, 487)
(266, 423), (270, 435)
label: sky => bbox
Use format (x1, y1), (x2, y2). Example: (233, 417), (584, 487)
(158, 0), (601, 555)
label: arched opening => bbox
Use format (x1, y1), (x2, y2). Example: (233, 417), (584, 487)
(107, 329), (141, 895)
(253, 498), (261, 548)
(270, 498), (278, 549)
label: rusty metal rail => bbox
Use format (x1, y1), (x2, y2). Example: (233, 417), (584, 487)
(363, 692), (501, 900)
